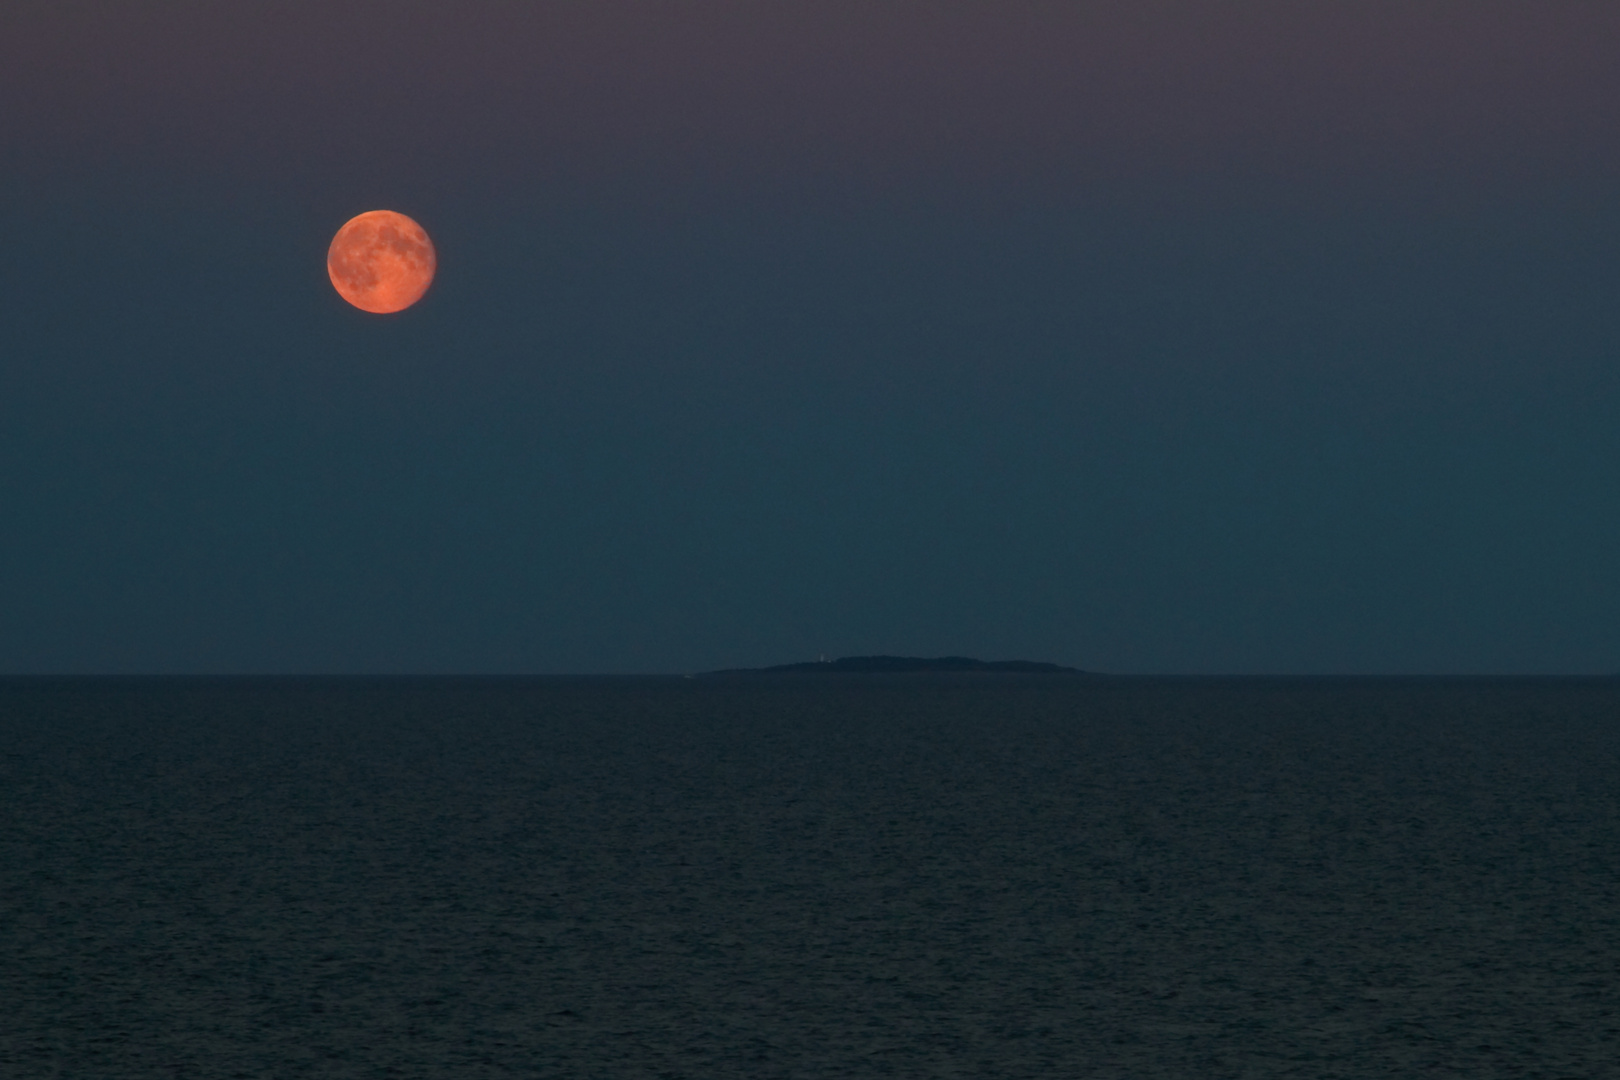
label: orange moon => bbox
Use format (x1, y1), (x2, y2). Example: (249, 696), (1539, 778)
(327, 210), (436, 313)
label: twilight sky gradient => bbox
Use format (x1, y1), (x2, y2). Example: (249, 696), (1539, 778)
(5, 1), (1620, 673)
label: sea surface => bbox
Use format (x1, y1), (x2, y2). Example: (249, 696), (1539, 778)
(2, 676), (1616, 1078)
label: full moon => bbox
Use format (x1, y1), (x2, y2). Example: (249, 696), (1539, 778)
(327, 210), (436, 314)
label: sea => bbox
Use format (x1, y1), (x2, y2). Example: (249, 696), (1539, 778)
(2, 675), (1615, 1078)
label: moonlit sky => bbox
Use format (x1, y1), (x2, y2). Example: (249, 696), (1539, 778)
(4, 1), (1620, 674)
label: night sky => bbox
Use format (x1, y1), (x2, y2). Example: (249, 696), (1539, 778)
(5, 2), (1620, 674)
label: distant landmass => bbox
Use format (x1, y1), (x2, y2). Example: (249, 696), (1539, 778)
(703, 655), (1083, 675)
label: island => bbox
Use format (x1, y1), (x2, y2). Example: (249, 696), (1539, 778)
(701, 655), (1083, 675)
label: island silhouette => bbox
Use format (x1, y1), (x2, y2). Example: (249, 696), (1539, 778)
(702, 655), (1082, 675)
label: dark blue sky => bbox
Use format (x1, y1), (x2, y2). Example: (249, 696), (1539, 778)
(5, 2), (1620, 673)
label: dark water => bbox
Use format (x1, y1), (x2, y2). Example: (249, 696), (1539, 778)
(2, 676), (1616, 1078)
